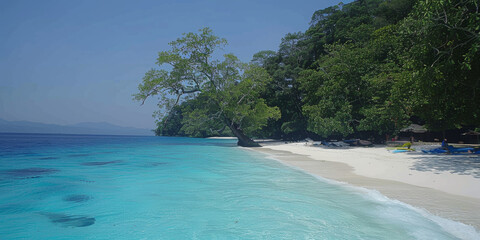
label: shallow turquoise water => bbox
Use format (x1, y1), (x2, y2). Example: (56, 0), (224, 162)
(0, 133), (478, 239)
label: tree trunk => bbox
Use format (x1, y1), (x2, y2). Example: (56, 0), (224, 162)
(227, 124), (261, 147)
(219, 111), (261, 147)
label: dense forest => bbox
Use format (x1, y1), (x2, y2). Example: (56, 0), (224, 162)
(143, 0), (480, 143)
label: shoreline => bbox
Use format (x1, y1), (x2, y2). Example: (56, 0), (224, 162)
(249, 142), (480, 230)
(206, 136), (237, 139)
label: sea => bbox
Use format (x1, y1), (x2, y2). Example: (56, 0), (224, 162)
(0, 133), (478, 239)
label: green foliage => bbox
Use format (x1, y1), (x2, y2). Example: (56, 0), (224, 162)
(299, 43), (379, 137)
(252, 39), (307, 139)
(145, 0), (480, 142)
(219, 64), (281, 135)
(303, 101), (354, 137)
(135, 28), (279, 142)
(154, 105), (184, 136)
(396, 0), (480, 131)
(251, 50), (277, 67)
(154, 94), (234, 138)
(253, 0), (419, 140)
(374, 0), (416, 25)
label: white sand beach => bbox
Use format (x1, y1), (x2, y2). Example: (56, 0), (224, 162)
(251, 142), (480, 229)
(206, 137), (238, 139)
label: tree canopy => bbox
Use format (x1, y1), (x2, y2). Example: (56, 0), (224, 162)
(134, 28), (279, 146)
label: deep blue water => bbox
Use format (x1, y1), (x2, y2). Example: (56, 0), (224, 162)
(0, 133), (478, 239)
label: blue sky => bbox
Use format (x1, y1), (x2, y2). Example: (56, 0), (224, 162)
(0, 0), (344, 129)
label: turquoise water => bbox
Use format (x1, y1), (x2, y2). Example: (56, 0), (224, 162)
(0, 133), (478, 239)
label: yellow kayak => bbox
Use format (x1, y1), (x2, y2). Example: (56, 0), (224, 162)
(386, 147), (415, 151)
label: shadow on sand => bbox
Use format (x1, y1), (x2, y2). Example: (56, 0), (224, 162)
(409, 153), (480, 178)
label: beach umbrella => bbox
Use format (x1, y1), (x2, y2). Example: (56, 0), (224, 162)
(462, 130), (480, 135)
(462, 130), (480, 143)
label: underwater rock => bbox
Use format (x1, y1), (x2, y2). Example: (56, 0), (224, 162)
(78, 179), (95, 183)
(63, 194), (91, 203)
(38, 156), (58, 160)
(41, 213), (95, 227)
(149, 162), (168, 166)
(3, 168), (59, 178)
(81, 160), (122, 166)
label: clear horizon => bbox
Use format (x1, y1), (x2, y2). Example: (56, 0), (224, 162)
(0, 0), (346, 129)
(0, 118), (150, 129)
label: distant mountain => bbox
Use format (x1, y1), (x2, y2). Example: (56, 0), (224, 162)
(0, 119), (153, 136)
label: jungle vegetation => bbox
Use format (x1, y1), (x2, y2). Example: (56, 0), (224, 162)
(136, 0), (480, 145)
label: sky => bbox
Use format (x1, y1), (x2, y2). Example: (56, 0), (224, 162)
(0, 0), (345, 129)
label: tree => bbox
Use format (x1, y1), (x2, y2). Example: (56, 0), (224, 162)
(134, 28), (280, 147)
(397, 0), (480, 133)
(251, 32), (312, 140)
(299, 43), (377, 138)
(154, 94), (233, 138)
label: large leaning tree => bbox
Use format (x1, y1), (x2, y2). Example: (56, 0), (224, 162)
(134, 28), (280, 147)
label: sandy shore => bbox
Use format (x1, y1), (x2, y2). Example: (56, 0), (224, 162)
(206, 137), (238, 139)
(251, 142), (480, 229)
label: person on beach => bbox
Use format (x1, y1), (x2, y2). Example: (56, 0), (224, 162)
(441, 139), (449, 149)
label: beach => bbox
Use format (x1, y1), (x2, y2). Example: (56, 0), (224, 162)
(251, 142), (480, 229)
